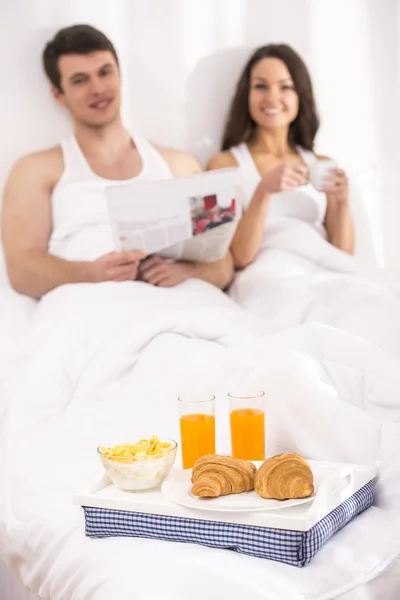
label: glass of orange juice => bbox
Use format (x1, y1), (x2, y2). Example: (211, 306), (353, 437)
(178, 394), (215, 469)
(228, 390), (265, 461)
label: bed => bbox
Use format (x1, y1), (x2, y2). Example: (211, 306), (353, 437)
(0, 560), (39, 600)
(0, 269), (399, 600)
(0, 248), (36, 382)
(228, 217), (400, 357)
(226, 163), (400, 357)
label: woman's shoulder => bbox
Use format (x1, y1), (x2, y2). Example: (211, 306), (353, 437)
(207, 151), (239, 171)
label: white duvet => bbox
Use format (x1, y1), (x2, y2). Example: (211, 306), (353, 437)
(0, 249), (36, 381)
(229, 219), (400, 357)
(0, 275), (400, 600)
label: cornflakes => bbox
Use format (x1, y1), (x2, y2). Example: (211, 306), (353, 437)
(99, 435), (172, 462)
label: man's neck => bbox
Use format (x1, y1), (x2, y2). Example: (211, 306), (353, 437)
(74, 117), (132, 159)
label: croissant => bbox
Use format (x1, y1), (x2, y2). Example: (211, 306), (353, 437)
(255, 453), (314, 500)
(191, 454), (257, 498)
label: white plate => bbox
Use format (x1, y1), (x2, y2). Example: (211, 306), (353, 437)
(161, 467), (317, 513)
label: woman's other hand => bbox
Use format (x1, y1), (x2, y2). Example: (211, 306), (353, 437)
(321, 168), (349, 204)
(138, 255), (193, 287)
(323, 167), (354, 254)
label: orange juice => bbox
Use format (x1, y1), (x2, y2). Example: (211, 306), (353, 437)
(230, 408), (265, 460)
(180, 413), (215, 469)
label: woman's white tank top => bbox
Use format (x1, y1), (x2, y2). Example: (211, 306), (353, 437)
(230, 143), (327, 235)
(49, 132), (173, 261)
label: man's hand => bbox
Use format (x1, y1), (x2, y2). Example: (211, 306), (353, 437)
(138, 255), (194, 287)
(91, 250), (146, 282)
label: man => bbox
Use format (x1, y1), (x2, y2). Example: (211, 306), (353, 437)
(1, 24), (234, 298)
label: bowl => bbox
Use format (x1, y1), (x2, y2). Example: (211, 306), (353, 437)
(97, 436), (177, 492)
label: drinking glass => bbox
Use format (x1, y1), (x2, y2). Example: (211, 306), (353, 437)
(178, 394), (216, 469)
(228, 390), (265, 460)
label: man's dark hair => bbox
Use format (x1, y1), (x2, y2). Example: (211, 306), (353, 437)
(43, 24), (119, 92)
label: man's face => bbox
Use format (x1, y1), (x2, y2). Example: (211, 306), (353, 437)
(54, 51), (121, 128)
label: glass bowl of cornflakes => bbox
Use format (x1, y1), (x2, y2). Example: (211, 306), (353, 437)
(97, 435), (177, 492)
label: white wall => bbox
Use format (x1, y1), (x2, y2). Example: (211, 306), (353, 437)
(368, 0), (400, 270)
(1, 0), (399, 267)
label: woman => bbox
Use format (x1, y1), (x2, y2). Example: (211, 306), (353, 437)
(208, 44), (354, 269)
(207, 44), (400, 357)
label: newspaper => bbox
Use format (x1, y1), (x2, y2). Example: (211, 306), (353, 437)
(105, 167), (242, 262)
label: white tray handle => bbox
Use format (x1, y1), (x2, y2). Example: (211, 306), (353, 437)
(306, 466), (353, 521)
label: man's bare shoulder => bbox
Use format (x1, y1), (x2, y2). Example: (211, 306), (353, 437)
(151, 143), (203, 177)
(207, 151), (238, 170)
(7, 146), (64, 189)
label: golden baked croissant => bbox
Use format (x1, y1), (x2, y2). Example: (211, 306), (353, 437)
(254, 453), (314, 500)
(191, 454), (257, 498)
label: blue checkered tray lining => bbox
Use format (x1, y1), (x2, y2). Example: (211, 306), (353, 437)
(83, 481), (373, 567)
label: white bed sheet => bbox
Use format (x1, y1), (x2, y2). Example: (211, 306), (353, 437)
(228, 219), (400, 357)
(0, 521), (398, 600)
(0, 279), (399, 600)
(339, 557), (400, 600)
(0, 560), (39, 600)
(0, 246), (37, 382)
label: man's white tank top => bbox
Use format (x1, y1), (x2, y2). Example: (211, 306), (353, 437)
(230, 143), (327, 236)
(49, 132), (173, 261)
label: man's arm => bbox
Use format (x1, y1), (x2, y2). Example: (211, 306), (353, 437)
(145, 146), (234, 290)
(1, 151), (143, 298)
(2, 150), (91, 297)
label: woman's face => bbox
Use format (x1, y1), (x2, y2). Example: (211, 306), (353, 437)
(248, 57), (299, 131)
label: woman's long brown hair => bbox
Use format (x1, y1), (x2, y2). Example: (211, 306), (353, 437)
(222, 44), (319, 152)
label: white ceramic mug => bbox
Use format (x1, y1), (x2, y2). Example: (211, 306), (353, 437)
(308, 159), (338, 191)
